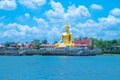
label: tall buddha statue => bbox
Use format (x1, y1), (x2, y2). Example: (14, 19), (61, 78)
(55, 23), (74, 48)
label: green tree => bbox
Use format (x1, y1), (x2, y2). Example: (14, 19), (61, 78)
(31, 39), (41, 49)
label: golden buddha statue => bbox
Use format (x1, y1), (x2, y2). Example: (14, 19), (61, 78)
(55, 23), (74, 48)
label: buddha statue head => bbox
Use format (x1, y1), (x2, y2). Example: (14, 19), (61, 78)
(65, 23), (69, 32)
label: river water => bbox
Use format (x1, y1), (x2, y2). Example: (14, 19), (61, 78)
(0, 56), (120, 80)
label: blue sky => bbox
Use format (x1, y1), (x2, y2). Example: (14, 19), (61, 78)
(0, 0), (120, 43)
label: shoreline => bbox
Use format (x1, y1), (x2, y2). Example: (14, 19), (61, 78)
(96, 53), (120, 56)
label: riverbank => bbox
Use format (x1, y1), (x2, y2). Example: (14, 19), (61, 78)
(97, 54), (120, 56)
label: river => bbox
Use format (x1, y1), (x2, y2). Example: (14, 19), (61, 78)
(0, 56), (120, 80)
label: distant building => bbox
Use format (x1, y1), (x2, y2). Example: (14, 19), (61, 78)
(23, 43), (30, 48)
(108, 46), (120, 54)
(40, 44), (55, 48)
(109, 46), (120, 50)
(10, 43), (17, 47)
(29, 43), (37, 49)
(74, 39), (91, 47)
(0, 44), (5, 48)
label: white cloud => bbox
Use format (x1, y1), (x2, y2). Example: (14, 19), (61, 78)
(0, 23), (42, 42)
(0, 22), (63, 43)
(110, 8), (120, 16)
(3, 29), (22, 37)
(25, 13), (30, 19)
(33, 16), (62, 43)
(76, 20), (99, 38)
(0, 0), (16, 10)
(33, 17), (48, 27)
(76, 15), (120, 39)
(65, 4), (91, 20)
(45, 0), (90, 23)
(33, 17), (50, 31)
(47, 26), (62, 43)
(16, 13), (30, 21)
(77, 19), (98, 28)
(90, 4), (103, 10)
(4, 23), (40, 34)
(19, 0), (46, 9)
(98, 15), (120, 26)
(45, 0), (65, 23)
(1, 15), (120, 42)
(5, 23), (18, 29)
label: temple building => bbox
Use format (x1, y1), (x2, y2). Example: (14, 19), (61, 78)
(74, 39), (91, 47)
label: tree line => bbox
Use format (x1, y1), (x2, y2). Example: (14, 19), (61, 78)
(89, 38), (120, 51)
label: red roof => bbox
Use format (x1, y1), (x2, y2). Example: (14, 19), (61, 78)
(74, 39), (91, 45)
(24, 44), (30, 48)
(30, 43), (37, 48)
(74, 44), (88, 47)
(40, 44), (55, 47)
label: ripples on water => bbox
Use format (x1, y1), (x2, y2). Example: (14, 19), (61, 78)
(0, 56), (120, 80)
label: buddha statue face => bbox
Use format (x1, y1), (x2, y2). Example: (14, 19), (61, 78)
(65, 24), (69, 32)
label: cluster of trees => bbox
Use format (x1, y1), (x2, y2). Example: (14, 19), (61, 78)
(90, 38), (120, 51)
